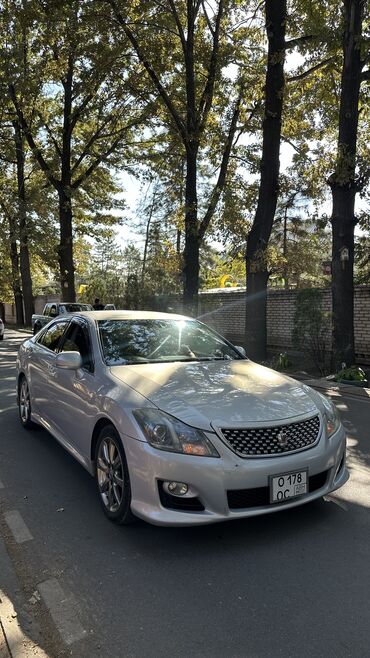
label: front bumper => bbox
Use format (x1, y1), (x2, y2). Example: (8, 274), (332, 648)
(122, 425), (348, 526)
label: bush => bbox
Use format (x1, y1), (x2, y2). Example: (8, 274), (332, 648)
(274, 352), (291, 371)
(292, 289), (331, 376)
(334, 366), (367, 382)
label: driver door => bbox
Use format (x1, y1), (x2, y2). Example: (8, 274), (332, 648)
(51, 319), (98, 463)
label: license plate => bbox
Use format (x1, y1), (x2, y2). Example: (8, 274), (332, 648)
(270, 469), (308, 503)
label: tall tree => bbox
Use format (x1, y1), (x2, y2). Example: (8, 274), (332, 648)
(106, 0), (244, 309)
(13, 118), (34, 324)
(0, 1), (35, 323)
(329, 0), (368, 366)
(7, 0), (147, 301)
(0, 201), (24, 323)
(245, 0), (287, 361)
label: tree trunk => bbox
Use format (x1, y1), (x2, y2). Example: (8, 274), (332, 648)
(7, 214), (24, 325)
(245, 0), (287, 361)
(183, 143), (199, 312)
(331, 187), (356, 367)
(13, 120), (34, 325)
(182, 3), (200, 313)
(330, 0), (364, 368)
(58, 188), (76, 302)
(141, 196), (155, 285)
(58, 59), (76, 303)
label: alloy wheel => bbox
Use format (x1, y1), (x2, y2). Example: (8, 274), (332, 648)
(19, 379), (31, 424)
(97, 437), (124, 513)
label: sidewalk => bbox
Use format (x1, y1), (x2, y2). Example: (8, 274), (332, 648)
(0, 537), (49, 658)
(287, 370), (370, 400)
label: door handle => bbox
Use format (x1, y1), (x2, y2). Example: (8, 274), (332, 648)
(46, 363), (57, 377)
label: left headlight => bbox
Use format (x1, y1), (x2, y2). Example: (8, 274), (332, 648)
(133, 408), (220, 457)
(320, 395), (341, 437)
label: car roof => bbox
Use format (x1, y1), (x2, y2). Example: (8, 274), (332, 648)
(73, 310), (192, 322)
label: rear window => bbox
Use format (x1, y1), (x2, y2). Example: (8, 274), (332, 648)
(59, 304), (93, 313)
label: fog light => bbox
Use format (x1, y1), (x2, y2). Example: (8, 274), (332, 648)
(166, 481), (188, 496)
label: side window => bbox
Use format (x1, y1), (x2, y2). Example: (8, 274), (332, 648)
(37, 321), (67, 352)
(60, 321), (94, 372)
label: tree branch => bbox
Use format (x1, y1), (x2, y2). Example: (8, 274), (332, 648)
(287, 56), (334, 82)
(284, 34), (314, 50)
(201, 0), (214, 36)
(36, 111), (63, 158)
(70, 92), (95, 132)
(198, 92), (242, 241)
(71, 134), (124, 190)
(106, 0), (187, 142)
(198, 0), (224, 133)
(8, 84), (60, 190)
(71, 113), (146, 190)
(70, 112), (119, 175)
(167, 0), (187, 56)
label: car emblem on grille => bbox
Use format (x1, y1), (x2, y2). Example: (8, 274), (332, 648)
(277, 430), (289, 446)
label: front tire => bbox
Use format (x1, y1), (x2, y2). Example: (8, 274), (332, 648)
(95, 425), (135, 525)
(18, 377), (37, 430)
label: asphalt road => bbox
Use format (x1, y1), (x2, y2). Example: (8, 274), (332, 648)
(1, 329), (370, 658)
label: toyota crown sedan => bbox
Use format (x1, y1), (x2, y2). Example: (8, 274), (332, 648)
(16, 311), (348, 526)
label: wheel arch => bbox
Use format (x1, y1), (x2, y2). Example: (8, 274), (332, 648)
(91, 417), (118, 463)
(16, 371), (26, 400)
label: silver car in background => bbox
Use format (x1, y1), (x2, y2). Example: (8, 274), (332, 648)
(16, 311), (348, 526)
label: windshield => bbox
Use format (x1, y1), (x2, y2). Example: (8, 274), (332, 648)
(98, 319), (244, 366)
(59, 304), (93, 313)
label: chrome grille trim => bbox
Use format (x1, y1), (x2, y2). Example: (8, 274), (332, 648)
(219, 415), (321, 458)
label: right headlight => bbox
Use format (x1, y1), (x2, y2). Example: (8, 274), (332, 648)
(320, 395), (341, 437)
(133, 408), (220, 457)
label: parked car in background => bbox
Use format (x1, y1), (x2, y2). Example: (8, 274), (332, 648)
(104, 304), (116, 310)
(31, 302), (93, 334)
(0, 318), (4, 340)
(16, 310), (348, 527)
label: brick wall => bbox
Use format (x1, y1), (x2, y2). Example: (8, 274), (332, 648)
(195, 287), (370, 363)
(354, 287), (370, 362)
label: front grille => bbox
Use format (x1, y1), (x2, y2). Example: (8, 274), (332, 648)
(220, 415), (321, 457)
(227, 469), (329, 509)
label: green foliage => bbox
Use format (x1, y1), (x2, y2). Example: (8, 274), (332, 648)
(292, 289), (331, 375)
(201, 248), (246, 289)
(274, 352), (291, 371)
(334, 366), (367, 382)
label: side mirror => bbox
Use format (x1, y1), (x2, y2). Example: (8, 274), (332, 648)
(56, 351), (82, 370)
(234, 345), (247, 357)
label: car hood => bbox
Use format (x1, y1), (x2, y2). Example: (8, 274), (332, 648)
(110, 360), (319, 430)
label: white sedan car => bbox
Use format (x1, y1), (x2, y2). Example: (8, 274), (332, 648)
(16, 311), (348, 526)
